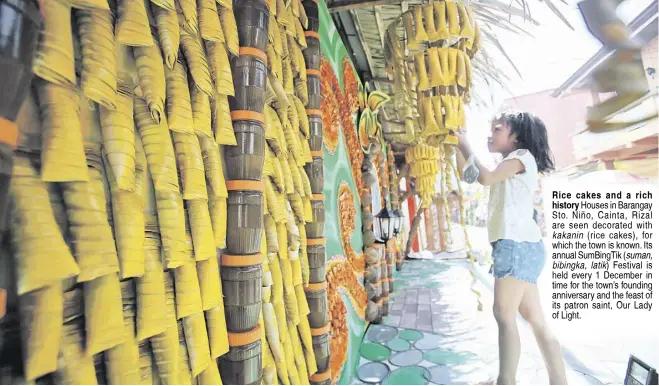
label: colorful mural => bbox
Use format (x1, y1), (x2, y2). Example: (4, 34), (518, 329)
(316, 1), (373, 383)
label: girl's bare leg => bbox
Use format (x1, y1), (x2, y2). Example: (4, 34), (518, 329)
(493, 276), (529, 385)
(518, 285), (568, 385)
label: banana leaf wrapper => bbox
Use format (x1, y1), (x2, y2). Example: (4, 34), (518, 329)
(61, 167), (120, 282)
(264, 214), (279, 253)
(56, 316), (98, 384)
(9, 157), (80, 295)
(287, 157), (304, 196)
(105, 280), (141, 385)
(260, 315), (278, 385)
(138, 340), (157, 385)
(212, 94), (237, 145)
(182, 312), (212, 376)
(269, 12), (282, 55)
(150, 0), (175, 11)
(263, 151), (274, 180)
(262, 302), (283, 364)
(71, 0), (110, 10)
(298, 224), (309, 286)
(100, 85), (136, 191)
(219, 7), (239, 56)
(205, 305), (230, 359)
(108, 186), (146, 279)
(36, 81), (89, 182)
(155, 189), (188, 269)
(173, 264), (204, 319)
(188, 199), (216, 260)
(176, 0), (199, 35)
(84, 273), (126, 355)
(270, 152), (286, 194)
(173, 132), (208, 200)
(294, 96), (309, 137)
(75, 8), (118, 109)
(283, 331), (300, 384)
(198, 0), (224, 42)
(216, 0), (232, 10)
(136, 237), (169, 341)
(199, 136), (228, 198)
(301, 136), (312, 164)
(134, 39), (168, 124)
(208, 196), (228, 248)
(135, 97), (180, 192)
(197, 362), (223, 384)
(265, 106), (283, 154)
(19, 283), (63, 381)
(263, 178), (281, 223)
(150, 273), (181, 384)
(33, 0), (76, 87)
(152, 3), (180, 69)
(296, 315), (313, 353)
(177, 321), (195, 384)
(180, 29), (214, 97)
(289, 322), (309, 384)
(166, 60), (195, 133)
(280, 259), (300, 325)
(196, 253), (222, 310)
(117, 0), (154, 47)
(279, 154), (294, 195)
(192, 88), (213, 138)
(206, 41), (234, 96)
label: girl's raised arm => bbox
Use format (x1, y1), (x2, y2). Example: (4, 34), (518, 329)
(456, 132), (524, 186)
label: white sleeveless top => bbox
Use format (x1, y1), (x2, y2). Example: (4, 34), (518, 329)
(487, 149), (543, 243)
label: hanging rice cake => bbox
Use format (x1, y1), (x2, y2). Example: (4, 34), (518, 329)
(116, 0), (154, 47)
(84, 273), (126, 355)
(8, 156), (80, 295)
(166, 60), (195, 134)
(134, 39), (167, 124)
(61, 167), (120, 282)
(36, 81), (89, 182)
(152, 2), (180, 69)
(19, 283), (63, 381)
(75, 8), (118, 110)
(33, 0), (76, 87)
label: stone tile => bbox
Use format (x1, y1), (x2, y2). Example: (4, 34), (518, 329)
(418, 303), (431, 312)
(417, 309), (432, 328)
(400, 312), (417, 329)
(418, 293), (431, 305)
(385, 314), (401, 327)
(404, 303), (417, 314)
(404, 290), (419, 305)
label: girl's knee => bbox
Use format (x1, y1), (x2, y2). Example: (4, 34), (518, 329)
(493, 302), (516, 325)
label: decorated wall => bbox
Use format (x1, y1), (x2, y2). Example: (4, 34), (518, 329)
(315, 0), (395, 382)
(316, 1), (368, 383)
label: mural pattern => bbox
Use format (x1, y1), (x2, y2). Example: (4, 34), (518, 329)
(315, 1), (376, 383)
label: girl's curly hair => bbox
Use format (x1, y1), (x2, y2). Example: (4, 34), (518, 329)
(494, 110), (556, 174)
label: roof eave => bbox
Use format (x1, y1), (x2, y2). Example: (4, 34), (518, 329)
(552, 1), (659, 98)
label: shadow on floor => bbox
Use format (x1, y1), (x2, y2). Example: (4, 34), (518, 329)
(351, 258), (609, 385)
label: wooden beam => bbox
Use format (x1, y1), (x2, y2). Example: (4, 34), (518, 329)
(349, 9), (378, 82)
(373, 76), (393, 84)
(328, 0), (401, 13)
(374, 6), (386, 46)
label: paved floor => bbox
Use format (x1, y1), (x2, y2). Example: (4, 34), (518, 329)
(351, 258), (604, 385)
(460, 225), (659, 384)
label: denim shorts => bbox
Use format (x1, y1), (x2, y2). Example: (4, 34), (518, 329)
(489, 239), (546, 284)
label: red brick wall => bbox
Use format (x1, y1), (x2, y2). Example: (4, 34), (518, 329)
(499, 89), (594, 170)
(641, 37), (658, 90)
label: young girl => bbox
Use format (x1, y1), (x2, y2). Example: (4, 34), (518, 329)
(456, 111), (568, 385)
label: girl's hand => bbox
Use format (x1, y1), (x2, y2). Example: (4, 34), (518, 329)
(456, 130), (469, 152)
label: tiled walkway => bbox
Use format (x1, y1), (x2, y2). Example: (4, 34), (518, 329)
(352, 259), (604, 385)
